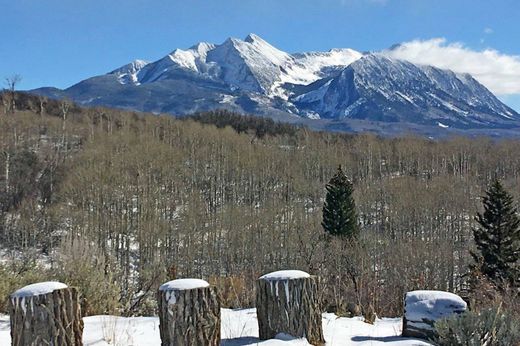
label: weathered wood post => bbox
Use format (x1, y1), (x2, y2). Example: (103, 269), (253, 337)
(402, 290), (467, 340)
(9, 281), (83, 346)
(256, 270), (324, 345)
(157, 278), (220, 346)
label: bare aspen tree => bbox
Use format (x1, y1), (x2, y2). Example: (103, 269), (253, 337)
(4, 74), (21, 114)
(2, 95), (9, 114)
(60, 98), (72, 147)
(38, 95), (47, 117)
(3, 151), (9, 193)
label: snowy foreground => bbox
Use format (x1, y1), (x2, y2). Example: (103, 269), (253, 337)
(0, 308), (431, 345)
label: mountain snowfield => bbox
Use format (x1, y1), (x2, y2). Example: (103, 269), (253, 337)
(32, 33), (520, 136)
(0, 308), (432, 345)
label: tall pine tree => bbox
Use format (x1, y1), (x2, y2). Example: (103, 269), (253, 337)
(472, 179), (520, 286)
(322, 165), (359, 238)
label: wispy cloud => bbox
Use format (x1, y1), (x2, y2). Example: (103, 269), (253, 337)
(480, 27), (494, 44)
(383, 38), (520, 95)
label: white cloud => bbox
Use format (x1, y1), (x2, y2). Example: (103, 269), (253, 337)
(484, 27), (494, 35)
(383, 38), (520, 95)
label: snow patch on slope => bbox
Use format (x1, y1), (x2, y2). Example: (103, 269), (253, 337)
(169, 42), (216, 72)
(293, 49), (363, 77)
(111, 59), (149, 85)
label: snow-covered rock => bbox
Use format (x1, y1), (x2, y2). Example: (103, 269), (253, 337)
(11, 281), (68, 298)
(159, 278), (210, 291)
(402, 290), (467, 339)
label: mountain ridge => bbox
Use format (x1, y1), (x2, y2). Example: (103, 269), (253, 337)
(29, 33), (520, 136)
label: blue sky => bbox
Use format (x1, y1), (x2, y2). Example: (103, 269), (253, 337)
(2, 0), (520, 110)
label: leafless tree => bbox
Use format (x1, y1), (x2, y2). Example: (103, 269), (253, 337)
(60, 98), (72, 146)
(3, 74), (22, 114)
(38, 95), (47, 117)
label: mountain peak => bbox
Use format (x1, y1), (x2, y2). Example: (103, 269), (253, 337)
(244, 33), (265, 44)
(132, 59), (149, 68)
(206, 34), (293, 93)
(109, 59), (148, 76)
(189, 42), (215, 54)
(222, 37), (242, 46)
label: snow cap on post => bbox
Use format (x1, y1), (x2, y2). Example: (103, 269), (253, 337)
(259, 270), (310, 281)
(159, 278), (210, 291)
(11, 282), (68, 298)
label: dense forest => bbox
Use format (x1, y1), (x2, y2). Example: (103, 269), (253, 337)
(1, 92), (519, 319)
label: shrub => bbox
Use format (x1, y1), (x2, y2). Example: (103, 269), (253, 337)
(209, 274), (256, 308)
(433, 306), (520, 346)
(0, 259), (48, 313)
(54, 236), (121, 316)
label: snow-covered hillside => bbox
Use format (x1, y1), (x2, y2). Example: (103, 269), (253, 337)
(0, 309), (432, 345)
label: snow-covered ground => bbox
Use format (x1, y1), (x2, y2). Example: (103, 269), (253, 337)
(0, 308), (432, 345)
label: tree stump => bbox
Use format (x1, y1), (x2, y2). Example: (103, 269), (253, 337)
(157, 278), (220, 346)
(9, 282), (83, 346)
(402, 290), (467, 340)
(256, 270), (324, 345)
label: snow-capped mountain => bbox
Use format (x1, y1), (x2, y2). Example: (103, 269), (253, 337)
(292, 54), (517, 127)
(31, 34), (520, 136)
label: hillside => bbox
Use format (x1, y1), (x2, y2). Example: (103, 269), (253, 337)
(0, 97), (518, 344)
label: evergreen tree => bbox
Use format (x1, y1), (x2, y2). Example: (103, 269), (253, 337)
(472, 179), (520, 286)
(322, 165), (359, 238)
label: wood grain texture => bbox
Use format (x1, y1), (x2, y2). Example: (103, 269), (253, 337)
(256, 276), (324, 345)
(157, 286), (220, 346)
(9, 287), (83, 346)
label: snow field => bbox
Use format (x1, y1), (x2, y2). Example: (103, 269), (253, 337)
(0, 308), (432, 345)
